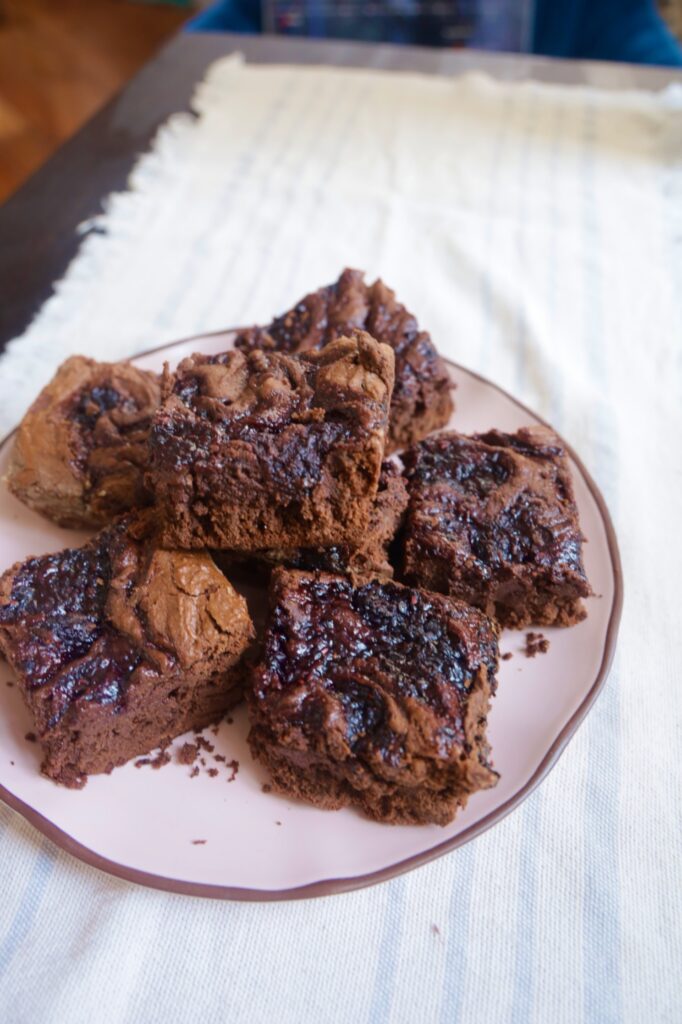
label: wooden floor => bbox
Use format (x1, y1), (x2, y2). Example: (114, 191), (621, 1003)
(0, 0), (189, 203)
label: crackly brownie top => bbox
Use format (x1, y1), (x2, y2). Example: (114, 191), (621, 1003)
(7, 356), (161, 526)
(152, 331), (394, 479)
(403, 427), (590, 585)
(252, 570), (498, 764)
(234, 268), (450, 409)
(0, 517), (252, 731)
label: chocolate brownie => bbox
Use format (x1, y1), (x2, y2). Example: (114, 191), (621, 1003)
(0, 516), (254, 787)
(6, 356), (161, 528)
(229, 460), (408, 583)
(149, 331), (394, 552)
(248, 569), (499, 826)
(234, 268), (453, 451)
(402, 427), (591, 628)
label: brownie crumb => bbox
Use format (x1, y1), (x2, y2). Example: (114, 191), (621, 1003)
(524, 632), (550, 658)
(226, 759), (239, 782)
(10, 760), (15, 766)
(135, 758), (151, 768)
(6, 681), (14, 688)
(275, 820), (282, 826)
(150, 748), (171, 769)
(177, 742), (199, 766)
(24, 732), (37, 743)
(199, 756), (206, 767)
(196, 736), (215, 754)
(191, 839), (207, 845)
(226, 717), (234, 725)
(190, 766), (200, 778)
(207, 768), (219, 778)
(214, 754), (226, 763)
(501, 652), (513, 661)
(262, 783), (272, 794)
(211, 725), (220, 736)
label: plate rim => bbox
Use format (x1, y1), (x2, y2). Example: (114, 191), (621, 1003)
(0, 330), (623, 901)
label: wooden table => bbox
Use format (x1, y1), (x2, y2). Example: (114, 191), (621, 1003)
(1, 31), (680, 352)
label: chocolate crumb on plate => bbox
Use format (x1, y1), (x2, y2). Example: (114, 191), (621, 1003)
(524, 632), (550, 658)
(136, 748), (171, 770)
(191, 839), (207, 845)
(501, 652), (513, 661)
(151, 748), (171, 770)
(24, 732), (37, 743)
(207, 768), (219, 778)
(177, 742), (199, 766)
(226, 759), (239, 782)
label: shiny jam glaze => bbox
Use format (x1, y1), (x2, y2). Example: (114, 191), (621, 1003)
(0, 524), (140, 727)
(153, 344), (376, 487)
(255, 572), (498, 758)
(404, 430), (588, 579)
(72, 385), (125, 432)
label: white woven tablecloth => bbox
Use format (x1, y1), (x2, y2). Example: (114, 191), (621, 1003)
(1, 55), (681, 1024)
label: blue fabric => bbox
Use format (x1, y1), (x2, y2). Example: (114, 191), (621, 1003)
(186, 0), (682, 66)
(186, 0), (260, 33)
(534, 0), (682, 66)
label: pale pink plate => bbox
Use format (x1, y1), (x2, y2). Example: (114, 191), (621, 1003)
(0, 331), (622, 900)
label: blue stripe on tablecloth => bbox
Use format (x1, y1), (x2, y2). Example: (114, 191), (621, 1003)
(439, 843), (476, 1023)
(368, 876), (406, 1023)
(507, 86), (542, 1024)
(510, 796), (541, 1024)
(580, 96), (622, 1024)
(510, 90), (570, 1023)
(0, 842), (55, 972)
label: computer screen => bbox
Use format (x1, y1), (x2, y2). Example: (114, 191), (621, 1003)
(262, 1), (535, 52)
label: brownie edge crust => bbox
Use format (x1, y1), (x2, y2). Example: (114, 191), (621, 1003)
(149, 331), (395, 552)
(0, 517), (254, 787)
(248, 569), (499, 826)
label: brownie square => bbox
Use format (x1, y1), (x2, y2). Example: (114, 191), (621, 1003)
(234, 267), (453, 451)
(149, 331), (394, 552)
(0, 516), (254, 787)
(6, 356), (160, 528)
(230, 460), (408, 583)
(402, 427), (592, 628)
(248, 569), (499, 826)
